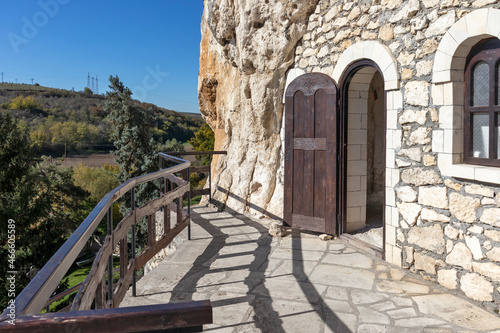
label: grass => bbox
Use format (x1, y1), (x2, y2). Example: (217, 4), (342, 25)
(0, 82), (62, 92)
(44, 257), (121, 312)
(184, 195), (202, 206)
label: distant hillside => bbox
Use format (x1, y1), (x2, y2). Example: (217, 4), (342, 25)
(0, 83), (204, 155)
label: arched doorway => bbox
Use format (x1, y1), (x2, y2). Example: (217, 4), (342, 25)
(339, 60), (385, 250)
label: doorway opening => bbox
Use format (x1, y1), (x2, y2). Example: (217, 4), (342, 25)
(341, 63), (385, 250)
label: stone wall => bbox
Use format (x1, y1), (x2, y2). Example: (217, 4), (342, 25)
(198, 0), (320, 219)
(289, 0), (500, 311)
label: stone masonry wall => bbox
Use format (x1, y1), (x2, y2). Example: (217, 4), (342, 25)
(290, 0), (500, 311)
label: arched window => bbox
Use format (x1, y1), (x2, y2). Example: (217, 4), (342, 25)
(464, 38), (500, 166)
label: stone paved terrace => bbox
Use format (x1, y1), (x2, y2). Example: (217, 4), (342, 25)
(121, 206), (500, 332)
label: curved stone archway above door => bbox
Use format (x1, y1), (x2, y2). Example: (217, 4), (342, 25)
(331, 41), (399, 91)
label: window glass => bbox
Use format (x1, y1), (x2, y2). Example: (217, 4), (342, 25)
(472, 113), (489, 158)
(473, 62), (489, 107)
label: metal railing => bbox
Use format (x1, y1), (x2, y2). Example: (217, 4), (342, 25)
(0, 151), (225, 325)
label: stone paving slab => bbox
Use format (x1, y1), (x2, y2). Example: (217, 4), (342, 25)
(121, 206), (500, 332)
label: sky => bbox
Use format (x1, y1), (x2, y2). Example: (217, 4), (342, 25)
(0, 0), (204, 113)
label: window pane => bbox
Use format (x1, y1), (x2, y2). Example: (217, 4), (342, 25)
(472, 113), (489, 158)
(472, 62), (489, 107)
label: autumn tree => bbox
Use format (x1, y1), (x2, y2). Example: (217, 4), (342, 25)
(188, 123), (215, 165)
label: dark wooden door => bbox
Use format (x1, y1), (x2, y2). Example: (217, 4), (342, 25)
(284, 73), (338, 235)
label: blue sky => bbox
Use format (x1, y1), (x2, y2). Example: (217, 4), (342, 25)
(0, 0), (204, 113)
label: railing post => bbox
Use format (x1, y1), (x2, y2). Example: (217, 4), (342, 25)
(107, 207), (113, 306)
(131, 188), (136, 297)
(187, 166), (191, 241)
(209, 155), (212, 204)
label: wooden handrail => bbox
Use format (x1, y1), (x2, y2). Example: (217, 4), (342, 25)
(1, 150), (227, 322)
(0, 301), (213, 332)
(162, 150), (227, 156)
(0, 154), (191, 318)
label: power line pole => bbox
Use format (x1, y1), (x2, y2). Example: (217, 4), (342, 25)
(95, 75), (99, 94)
(31, 78), (34, 85)
(87, 72), (90, 89)
(91, 76), (95, 93)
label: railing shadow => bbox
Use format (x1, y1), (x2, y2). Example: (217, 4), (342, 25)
(212, 188), (352, 332)
(164, 203), (286, 332)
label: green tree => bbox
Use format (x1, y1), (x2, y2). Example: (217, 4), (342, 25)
(104, 75), (159, 210)
(188, 123), (215, 165)
(0, 113), (87, 310)
(159, 138), (185, 153)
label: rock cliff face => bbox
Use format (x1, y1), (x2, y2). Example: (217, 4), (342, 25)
(198, 0), (319, 218)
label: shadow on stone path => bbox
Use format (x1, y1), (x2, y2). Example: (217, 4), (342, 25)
(121, 206), (500, 332)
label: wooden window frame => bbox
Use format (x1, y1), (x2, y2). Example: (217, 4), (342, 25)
(464, 38), (500, 167)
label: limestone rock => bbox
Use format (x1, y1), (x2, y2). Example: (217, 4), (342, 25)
(472, 0), (497, 7)
(444, 179), (462, 191)
(389, 0), (420, 23)
(444, 225), (459, 240)
(396, 186), (417, 203)
(408, 224), (445, 254)
(449, 193), (480, 223)
(425, 10), (456, 38)
(347, 7), (361, 21)
(465, 184), (494, 198)
(199, 0), (320, 218)
(446, 242), (473, 270)
(414, 252), (437, 275)
(397, 202), (422, 225)
(401, 168), (442, 186)
(480, 208), (500, 227)
(399, 110), (427, 126)
(397, 52), (415, 67)
(421, 208), (450, 223)
(416, 60), (433, 76)
(382, 0), (402, 9)
(397, 147), (422, 162)
(465, 235), (485, 260)
(405, 81), (429, 106)
(422, 0), (439, 8)
(319, 234), (333, 241)
(482, 197), (497, 206)
(423, 154), (437, 166)
(460, 273), (493, 302)
(404, 246), (415, 265)
(467, 225), (484, 234)
(472, 262), (500, 283)
(401, 68), (414, 80)
(487, 248), (500, 263)
(269, 222), (287, 237)
(418, 186), (448, 209)
(422, 38), (439, 55)
(437, 269), (457, 289)
(379, 24), (394, 41)
(485, 229), (500, 242)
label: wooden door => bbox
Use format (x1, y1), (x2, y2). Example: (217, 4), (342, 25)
(284, 73), (338, 235)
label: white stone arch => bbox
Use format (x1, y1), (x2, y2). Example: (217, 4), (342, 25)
(332, 41), (399, 91)
(432, 8), (500, 84)
(432, 8), (500, 183)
